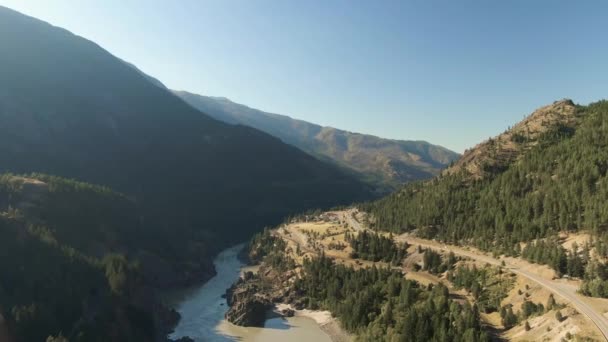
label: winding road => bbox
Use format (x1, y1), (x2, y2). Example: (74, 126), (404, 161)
(395, 235), (608, 341)
(341, 210), (608, 340)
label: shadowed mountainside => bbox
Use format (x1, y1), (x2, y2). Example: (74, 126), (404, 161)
(0, 5), (371, 247)
(0, 6), (374, 340)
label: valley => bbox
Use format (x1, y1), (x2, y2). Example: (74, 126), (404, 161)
(0, 3), (606, 342)
(232, 209), (606, 341)
(0, 7), (374, 341)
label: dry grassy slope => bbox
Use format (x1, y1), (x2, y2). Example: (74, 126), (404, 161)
(501, 276), (600, 342)
(443, 99), (578, 180)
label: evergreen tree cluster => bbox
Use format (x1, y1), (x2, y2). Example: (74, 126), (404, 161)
(520, 240), (587, 278)
(248, 229), (294, 271)
(0, 215), (153, 341)
(520, 300), (545, 319)
(449, 264), (513, 313)
(248, 229), (286, 261)
(295, 255), (489, 341)
(499, 301), (545, 329)
(421, 249), (457, 274)
(0, 175), (159, 341)
(517, 238), (608, 297)
(500, 306), (518, 329)
(346, 231), (408, 265)
(580, 260), (608, 298)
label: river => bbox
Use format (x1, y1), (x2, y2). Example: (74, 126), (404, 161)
(167, 244), (332, 342)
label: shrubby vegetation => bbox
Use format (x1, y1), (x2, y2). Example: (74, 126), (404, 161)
(345, 231), (407, 265)
(294, 255), (489, 341)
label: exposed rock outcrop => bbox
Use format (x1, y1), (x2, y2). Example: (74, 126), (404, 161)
(224, 278), (271, 327)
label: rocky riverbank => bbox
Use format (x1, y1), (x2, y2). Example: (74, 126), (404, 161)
(224, 237), (300, 327)
(224, 267), (352, 342)
(224, 234), (352, 341)
(224, 272), (272, 326)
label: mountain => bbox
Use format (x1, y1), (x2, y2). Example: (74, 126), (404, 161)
(0, 5), (371, 243)
(443, 99), (579, 181)
(362, 99), (608, 250)
(362, 99), (608, 324)
(0, 6), (372, 340)
(174, 91), (460, 189)
(121, 59), (168, 90)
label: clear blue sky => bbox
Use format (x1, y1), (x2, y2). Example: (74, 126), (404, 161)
(2, 0), (607, 152)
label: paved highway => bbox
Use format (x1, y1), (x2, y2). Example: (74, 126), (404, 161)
(341, 211), (608, 340)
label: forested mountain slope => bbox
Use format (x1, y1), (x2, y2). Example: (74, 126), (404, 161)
(174, 91), (459, 189)
(0, 6), (370, 253)
(0, 174), (175, 341)
(0, 6), (374, 340)
(362, 99), (608, 252)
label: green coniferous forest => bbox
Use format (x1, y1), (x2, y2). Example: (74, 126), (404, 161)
(361, 100), (608, 295)
(0, 175), (160, 341)
(345, 231), (408, 264)
(293, 255), (488, 341)
(363, 101), (608, 247)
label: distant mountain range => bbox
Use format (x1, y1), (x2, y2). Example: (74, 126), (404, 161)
(174, 91), (460, 190)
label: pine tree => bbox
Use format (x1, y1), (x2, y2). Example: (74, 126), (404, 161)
(546, 294), (556, 310)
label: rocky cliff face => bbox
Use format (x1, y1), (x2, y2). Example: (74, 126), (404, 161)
(224, 257), (305, 327)
(224, 274), (271, 327)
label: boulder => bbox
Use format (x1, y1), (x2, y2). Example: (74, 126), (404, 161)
(281, 308), (295, 317)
